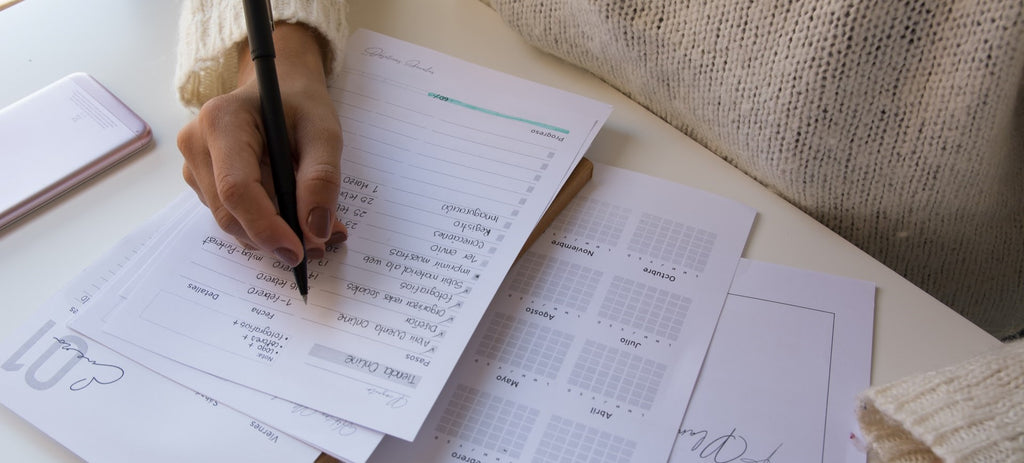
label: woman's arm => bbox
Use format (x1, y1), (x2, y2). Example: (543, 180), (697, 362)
(174, 1), (349, 263)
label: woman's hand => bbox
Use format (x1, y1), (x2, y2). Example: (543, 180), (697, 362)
(178, 23), (346, 265)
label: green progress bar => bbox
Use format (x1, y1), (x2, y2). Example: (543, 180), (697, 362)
(428, 92), (569, 134)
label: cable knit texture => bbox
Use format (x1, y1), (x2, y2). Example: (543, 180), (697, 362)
(484, 0), (1024, 340)
(175, 0), (348, 109)
(858, 340), (1024, 462)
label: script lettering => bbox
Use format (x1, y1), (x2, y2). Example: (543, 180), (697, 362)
(677, 427), (782, 463)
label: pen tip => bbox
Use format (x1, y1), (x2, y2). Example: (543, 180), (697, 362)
(302, 294), (308, 305)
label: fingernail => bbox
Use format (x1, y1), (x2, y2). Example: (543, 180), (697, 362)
(306, 247), (325, 261)
(328, 229), (348, 244)
(274, 247), (301, 266)
(307, 207), (332, 240)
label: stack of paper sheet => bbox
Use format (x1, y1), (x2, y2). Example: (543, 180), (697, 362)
(0, 29), (874, 463)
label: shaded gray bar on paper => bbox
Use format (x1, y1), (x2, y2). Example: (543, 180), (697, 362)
(309, 344), (421, 388)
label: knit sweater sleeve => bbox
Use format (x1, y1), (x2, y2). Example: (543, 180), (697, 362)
(856, 339), (1024, 462)
(174, 0), (348, 109)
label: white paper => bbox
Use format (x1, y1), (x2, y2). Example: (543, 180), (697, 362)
(370, 163), (755, 462)
(94, 29), (612, 440)
(72, 195), (385, 463)
(670, 259), (874, 463)
(0, 200), (319, 463)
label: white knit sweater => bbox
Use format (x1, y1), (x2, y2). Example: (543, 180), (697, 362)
(858, 339), (1024, 462)
(483, 0), (1024, 342)
(175, 1), (1024, 461)
(178, 0), (1024, 341)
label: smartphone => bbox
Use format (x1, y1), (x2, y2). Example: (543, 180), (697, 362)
(0, 72), (152, 230)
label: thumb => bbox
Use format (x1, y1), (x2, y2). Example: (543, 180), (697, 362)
(293, 111), (344, 248)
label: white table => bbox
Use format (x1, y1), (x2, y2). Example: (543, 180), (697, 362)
(0, 0), (1000, 461)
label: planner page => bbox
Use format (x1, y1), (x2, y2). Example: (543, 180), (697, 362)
(71, 195), (384, 463)
(0, 199), (319, 463)
(670, 259), (874, 463)
(370, 163), (755, 462)
(95, 29), (612, 440)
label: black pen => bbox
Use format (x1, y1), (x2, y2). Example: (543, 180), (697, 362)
(242, 0), (308, 303)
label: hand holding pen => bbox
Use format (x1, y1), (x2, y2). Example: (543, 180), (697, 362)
(177, 7), (347, 293)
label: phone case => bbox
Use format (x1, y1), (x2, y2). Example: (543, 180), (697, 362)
(0, 72), (152, 230)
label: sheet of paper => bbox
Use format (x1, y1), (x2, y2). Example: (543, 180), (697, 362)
(72, 195), (385, 463)
(370, 163), (755, 461)
(0, 200), (319, 463)
(94, 29), (612, 440)
(670, 258), (874, 463)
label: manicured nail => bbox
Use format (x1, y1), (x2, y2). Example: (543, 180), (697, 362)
(307, 207), (332, 240)
(328, 229), (348, 244)
(274, 247), (301, 266)
(306, 247), (325, 261)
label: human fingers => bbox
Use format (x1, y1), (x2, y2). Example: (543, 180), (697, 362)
(182, 162), (263, 250)
(327, 220), (348, 245)
(290, 92), (347, 256)
(178, 115), (253, 247)
(200, 91), (304, 266)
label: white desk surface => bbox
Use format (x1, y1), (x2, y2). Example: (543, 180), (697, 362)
(0, 0), (1000, 461)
